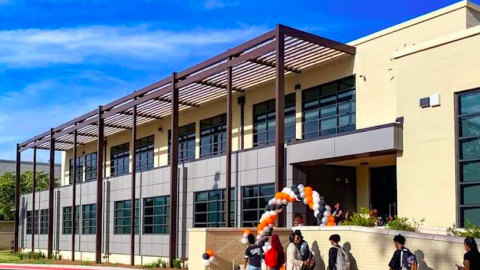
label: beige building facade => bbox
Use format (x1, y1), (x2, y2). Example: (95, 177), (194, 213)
(18, 0), (480, 264)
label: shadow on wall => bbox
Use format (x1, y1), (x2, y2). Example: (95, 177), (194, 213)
(414, 250), (434, 270)
(343, 242), (358, 270)
(311, 241), (325, 270)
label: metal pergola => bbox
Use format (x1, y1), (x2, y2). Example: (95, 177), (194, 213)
(14, 24), (356, 266)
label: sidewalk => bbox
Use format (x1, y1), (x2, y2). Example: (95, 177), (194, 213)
(0, 264), (136, 270)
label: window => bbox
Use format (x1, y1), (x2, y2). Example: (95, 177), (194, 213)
(194, 189), (235, 228)
(62, 206), (80, 234)
(169, 123), (196, 163)
(135, 136), (154, 171)
(302, 76), (356, 139)
(242, 184), (275, 227)
(458, 90), (480, 226)
(82, 204), (96, 234)
(69, 157), (84, 184)
(143, 196), (170, 234)
(85, 152), (97, 182)
(26, 210), (38, 235)
(39, 209), (49, 234)
(111, 143), (129, 176)
(114, 199), (139, 234)
(253, 93), (296, 146)
(200, 114), (226, 158)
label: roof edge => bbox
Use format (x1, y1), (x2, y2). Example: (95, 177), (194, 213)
(348, 0), (472, 46)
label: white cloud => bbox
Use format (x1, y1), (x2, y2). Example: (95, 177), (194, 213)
(0, 24), (268, 68)
(201, 0), (238, 10)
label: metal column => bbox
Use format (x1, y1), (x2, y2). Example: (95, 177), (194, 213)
(14, 144), (21, 253)
(275, 25), (286, 227)
(130, 105), (137, 265)
(32, 146), (37, 252)
(71, 129), (77, 261)
(95, 106), (104, 264)
(47, 128), (55, 258)
(225, 64), (233, 227)
(169, 73), (179, 267)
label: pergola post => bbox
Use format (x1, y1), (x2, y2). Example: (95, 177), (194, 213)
(130, 105), (137, 266)
(169, 73), (179, 267)
(275, 25), (286, 227)
(32, 146), (37, 252)
(95, 106), (104, 264)
(71, 129), (77, 261)
(47, 128), (55, 258)
(225, 64), (233, 227)
(14, 144), (21, 253)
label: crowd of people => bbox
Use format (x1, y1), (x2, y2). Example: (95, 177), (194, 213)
(244, 230), (480, 270)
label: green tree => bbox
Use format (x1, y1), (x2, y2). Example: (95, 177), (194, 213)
(0, 171), (58, 220)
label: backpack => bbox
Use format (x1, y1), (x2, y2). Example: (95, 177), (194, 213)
(400, 248), (418, 270)
(265, 247), (279, 268)
(334, 246), (350, 270)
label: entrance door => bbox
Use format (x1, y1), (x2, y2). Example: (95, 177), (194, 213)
(370, 166), (397, 218)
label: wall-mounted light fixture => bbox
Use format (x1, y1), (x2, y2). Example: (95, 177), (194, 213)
(158, 127), (163, 133)
(294, 83), (301, 91)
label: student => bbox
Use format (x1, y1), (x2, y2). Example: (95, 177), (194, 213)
(245, 233), (263, 270)
(293, 230), (315, 270)
(457, 237), (480, 270)
(265, 234), (285, 270)
(286, 233), (306, 270)
(294, 213), (304, 227)
(388, 234), (417, 270)
(333, 203), (344, 225)
(328, 234), (350, 270)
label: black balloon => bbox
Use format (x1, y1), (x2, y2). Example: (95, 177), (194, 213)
(319, 205), (326, 214)
(296, 194), (302, 201)
(293, 188), (300, 194)
(319, 200), (326, 206)
(316, 213), (323, 220)
(291, 185), (297, 190)
(202, 253), (210, 260)
(275, 204), (282, 210)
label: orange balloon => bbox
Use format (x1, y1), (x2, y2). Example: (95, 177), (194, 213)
(309, 202), (314, 209)
(206, 249), (214, 256)
(266, 217), (274, 224)
(305, 187), (313, 195)
(306, 197), (313, 204)
(275, 193), (282, 199)
(329, 216), (335, 222)
(244, 229), (251, 235)
(289, 196), (296, 202)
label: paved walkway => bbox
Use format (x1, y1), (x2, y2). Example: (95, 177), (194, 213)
(0, 264), (135, 270)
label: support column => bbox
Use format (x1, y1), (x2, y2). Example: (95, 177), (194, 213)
(130, 105), (137, 266)
(32, 146), (37, 252)
(71, 130), (77, 261)
(47, 128), (55, 258)
(14, 144), (21, 253)
(96, 106), (104, 264)
(169, 73), (179, 267)
(225, 65), (233, 227)
(275, 25), (286, 227)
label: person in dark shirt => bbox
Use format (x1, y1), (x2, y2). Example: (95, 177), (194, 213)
(294, 230), (315, 270)
(245, 233), (263, 270)
(328, 234), (340, 270)
(388, 234), (415, 270)
(457, 237), (480, 270)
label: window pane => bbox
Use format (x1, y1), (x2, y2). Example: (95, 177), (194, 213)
(462, 208), (480, 226)
(462, 185), (480, 205)
(461, 161), (480, 182)
(461, 138), (480, 160)
(460, 92), (480, 115)
(461, 115), (480, 137)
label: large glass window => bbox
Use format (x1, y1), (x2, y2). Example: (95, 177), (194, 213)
(39, 209), (49, 234)
(194, 189), (235, 228)
(62, 206), (80, 234)
(135, 136), (154, 171)
(458, 90), (480, 226)
(302, 76), (356, 139)
(85, 152), (97, 182)
(143, 196), (170, 234)
(114, 199), (139, 234)
(82, 204), (96, 234)
(200, 114), (226, 158)
(253, 93), (296, 146)
(69, 157), (84, 184)
(26, 210), (38, 235)
(242, 184), (275, 227)
(111, 143), (129, 176)
(169, 123), (196, 163)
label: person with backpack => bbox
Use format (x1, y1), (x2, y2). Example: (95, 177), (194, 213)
(293, 230), (316, 270)
(328, 234), (350, 270)
(265, 234), (285, 270)
(286, 233), (307, 270)
(457, 237), (480, 270)
(244, 233), (263, 270)
(388, 234), (418, 270)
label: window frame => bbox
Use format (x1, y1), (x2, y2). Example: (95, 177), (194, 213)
(111, 143), (130, 176)
(168, 123), (196, 163)
(135, 135), (155, 172)
(193, 189), (235, 228)
(62, 206), (80, 235)
(85, 152), (97, 182)
(39, 209), (49, 235)
(69, 156), (84, 184)
(241, 184), (275, 227)
(143, 195), (170, 235)
(82, 204), (96, 234)
(26, 210), (39, 235)
(114, 199), (140, 235)
(200, 114), (227, 158)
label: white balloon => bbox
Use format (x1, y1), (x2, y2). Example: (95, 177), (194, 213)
(259, 231), (266, 237)
(276, 199), (283, 205)
(276, 208), (283, 213)
(264, 226), (270, 233)
(256, 235), (263, 241)
(282, 199), (288, 205)
(299, 187), (305, 194)
(271, 211), (278, 217)
(326, 205), (331, 211)
(290, 191), (296, 199)
(203, 260), (210, 266)
(313, 197), (320, 204)
(262, 246), (269, 253)
(314, 210), (320, 217)
(323, 210), (331, 217)
(241, 238), (248, 245)
(297, 184), (304, 189)
(209, 256), (215, 263)
(303, 198), (308, 205)
(313, 203), (319, 210)
(321, 217), (328, 224)
(300, 192), (306, 199)
(243, 233), (249, 238)
(269, 223), (274, 228)
(313, 191), (320, 198)
(320, 223), (325, 227)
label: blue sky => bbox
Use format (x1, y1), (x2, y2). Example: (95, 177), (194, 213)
(0, 0), (464, 162)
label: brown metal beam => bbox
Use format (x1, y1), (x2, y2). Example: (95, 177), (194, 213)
(71, 130), (77, 261)
(14, 144), (20, 253)
(225, 62), (233, 227)
(32, 146), (37, 252)
(156, 97), (200, 108)
(47, 128), (55, 258)
(130, 105), (137, 266)
(120, 110), (161, 120)
(169, 73), (179, 268)
(77, 132), (97, 138)
(275, 25), (286, 228)
(95, 106), (104, 264)
(93, 122), (131, 130)
(249, 57), (301, 73)
(197, 80), (245, 92)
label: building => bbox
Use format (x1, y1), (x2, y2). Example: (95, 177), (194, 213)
(0, 159), (61, 177)
(14, 0), (480, 266)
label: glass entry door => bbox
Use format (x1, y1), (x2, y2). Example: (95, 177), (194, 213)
(370, 166), (397, 219)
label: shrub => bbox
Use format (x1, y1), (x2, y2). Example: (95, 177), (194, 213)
(387, 217), (424, 232)
(144, 258), (168, 268)
(172, 258), (182, 269)
(342, 207), (376, 227)
(447, 221), (480, 238)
